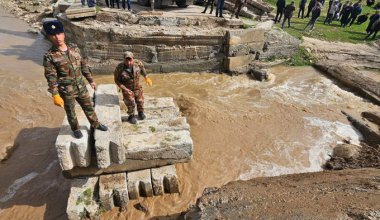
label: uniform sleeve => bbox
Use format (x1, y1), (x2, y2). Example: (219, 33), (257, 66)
(75, 47), (94, 83)
(114, 65), (128, 92)
(43, 54), (59, 96)
(138, 60), (147, 77)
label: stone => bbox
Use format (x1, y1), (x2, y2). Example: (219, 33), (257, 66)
(144, 97), (176, 109)
(225, 54), (256, 73)
(121, 106), (180, 121)
(259, 29), (301, 60)
(127, 169), (154, 199)
(99, 173), (129, 210)
(227, 28), (265, 45)
(250, 68), (268, 81)
(67, 177), (98, 220)
(123, 130), (193, 161)
(333, 144), (361, 159)
(94, 84), (124, 169)
(151, 165), (179, 195)
(362, 111), (380, 126)
(55, 109), (91, 171)
(121, 117), (190, 135)
(66, 11), (97, 19)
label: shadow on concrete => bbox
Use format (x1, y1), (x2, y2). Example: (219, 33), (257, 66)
(0, 127), (71, 220)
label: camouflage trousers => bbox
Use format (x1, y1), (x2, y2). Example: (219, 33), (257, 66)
(60, 84), (100, 131)
(122, 87), (144, 115)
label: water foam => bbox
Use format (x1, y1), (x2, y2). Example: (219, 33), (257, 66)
(239, 117), (362, 180)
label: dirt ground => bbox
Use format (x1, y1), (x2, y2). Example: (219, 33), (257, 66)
(186, 168), (380, 219)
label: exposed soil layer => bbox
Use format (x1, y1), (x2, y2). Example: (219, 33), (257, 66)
(186, 168), (380, 220)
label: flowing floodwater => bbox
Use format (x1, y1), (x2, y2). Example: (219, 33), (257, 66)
(0, 8), (379, 220)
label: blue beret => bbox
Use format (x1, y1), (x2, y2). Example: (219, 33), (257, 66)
(43, 20), (64, 35)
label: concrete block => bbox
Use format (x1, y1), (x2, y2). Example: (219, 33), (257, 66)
(121, 117), (190, 135)
(123, 130), (193, 161)
(225, 54), (256, 70)
(94, 84), (121, 124)
(121, 106), (180, 122)
(99, 173), (128, 210)
(127, 169), (153, 199)
(66, 7), (96, 15)
(55, 110), (91, 171)
(94, 122), (124, 168)
(144, 97), (176, 109)
(94, 84), (124, 168)
(151, 165), (179, 195)
(228, 28), (265, 45)
(67, 12), (97, 19)
(67, 177), (98, 220)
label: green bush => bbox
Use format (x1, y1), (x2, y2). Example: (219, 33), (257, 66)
(286, 47), (315, 66)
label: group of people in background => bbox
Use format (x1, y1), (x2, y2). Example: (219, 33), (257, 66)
(274, 0), (380, 39)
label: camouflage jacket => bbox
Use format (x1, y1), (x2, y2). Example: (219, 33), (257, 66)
(43, 43), (93, 95)
(114, 59), (147, 91)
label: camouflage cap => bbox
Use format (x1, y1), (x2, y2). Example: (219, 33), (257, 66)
(124, 51), (134, 59)
(43, 20), (64, 35)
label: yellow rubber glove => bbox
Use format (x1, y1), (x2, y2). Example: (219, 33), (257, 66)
(144, 77), (153, 86)
(53, 94), (64, 108)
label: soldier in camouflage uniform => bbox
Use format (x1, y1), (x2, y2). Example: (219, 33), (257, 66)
(114, 51), (153, 124)
(42, 20), (108, 139)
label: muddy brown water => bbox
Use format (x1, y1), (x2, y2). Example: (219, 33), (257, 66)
(0, 8), (379, 220)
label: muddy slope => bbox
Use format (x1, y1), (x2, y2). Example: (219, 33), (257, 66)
(186, 168), (380, 220)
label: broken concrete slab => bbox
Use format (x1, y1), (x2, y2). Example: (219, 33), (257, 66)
(127, 169), (154, 199)
(123, 130), (193, 161)
(94, 84), (124, 169)
(151, 165), (179, 195)
(67, 177), (98, 220)
(144, 97), (177, 109)
(121, 117), (190, 135)
(56, 84), (193, 177)
(55, 110), (91, 171)
(121, 106), (181, 122)
(99, 173), (129, 210)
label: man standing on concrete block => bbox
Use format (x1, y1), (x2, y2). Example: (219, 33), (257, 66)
(42, 20), (108, 139)
(114, 51), (153, 124)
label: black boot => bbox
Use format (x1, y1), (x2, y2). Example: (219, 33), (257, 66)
(96, 124), (108, 131)
(128, 115), (137, 124)
(138, 111), (146, 120)
(73, 130), (83, 139)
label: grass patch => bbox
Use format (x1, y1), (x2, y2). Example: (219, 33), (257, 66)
(286, 46), (315, 65)
(76, 188), (93, 206)
(264, 0), (379, 43)
(149, 126), (156, 132)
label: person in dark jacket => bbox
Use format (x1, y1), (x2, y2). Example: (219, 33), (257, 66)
(215, 0), (225, 17)
(282, 1), (296, 28)
(366, 11), (380, 33)
(348, 2), (362, 26)
(324, 0), (339, 24)
(339, 1), (349, 19)
(364, 18), (380, 39)
(304, 3), (322, 31)
(202, 0), (216, 14)
(274, 0), (286, 23)
(298, 0), (308, 18)
(341, 2), (353, 27)
(305, 0), (317, 17)
(366, 0), (375, 6)
(357, 13), (369, 24)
